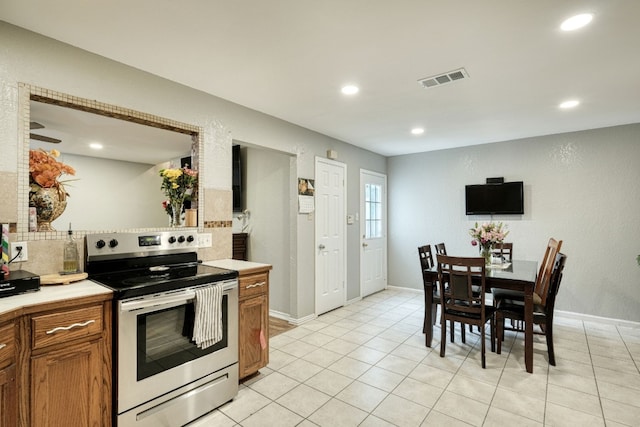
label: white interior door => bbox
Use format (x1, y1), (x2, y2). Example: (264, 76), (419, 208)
(315, 158), (346, 315)
(360, 170), (387, 297)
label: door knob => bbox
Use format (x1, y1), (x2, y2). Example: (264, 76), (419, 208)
(319, 244), (326, 249)
(362, 242), (368, 247)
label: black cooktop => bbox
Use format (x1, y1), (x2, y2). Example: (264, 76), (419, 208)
(87, 253), (237, 300)
(85, 232), (238, 300)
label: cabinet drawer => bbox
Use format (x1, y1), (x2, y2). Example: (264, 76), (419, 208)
(239, 272), (269, 299)
(0, 323), (15, 365)
(32, 305), (103, 350)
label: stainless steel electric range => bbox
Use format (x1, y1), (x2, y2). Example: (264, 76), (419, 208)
(85, 231), (239, 427)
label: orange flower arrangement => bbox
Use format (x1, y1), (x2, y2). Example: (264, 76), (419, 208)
(29, 149), (76, 193)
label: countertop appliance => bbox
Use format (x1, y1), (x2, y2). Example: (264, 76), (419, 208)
(86, 231), (239, 427)
(0, 269), (40, 298)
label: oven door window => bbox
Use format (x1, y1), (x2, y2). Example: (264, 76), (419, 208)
(136, 294), (228, 381)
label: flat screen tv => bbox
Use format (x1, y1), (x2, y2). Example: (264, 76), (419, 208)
(465, 181), (524, 215)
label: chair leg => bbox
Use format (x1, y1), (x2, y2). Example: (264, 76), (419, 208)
(496, 313), (503, 355)
(480, 324), (486, 369)
(461, 322), (466, 343)
(490, 318), (495, 353)
(440, 317), (447, 358)
(450, 320), (455, 343)
(545, 321), (555, 366)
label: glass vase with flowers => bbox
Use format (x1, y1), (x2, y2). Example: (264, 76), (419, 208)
(469, 222), (509, 265)
(159, 165), (198, 227)
(28, 149), (76, 231)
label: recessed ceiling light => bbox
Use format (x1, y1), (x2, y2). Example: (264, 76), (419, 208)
(89, 142), (103, 150)
(560, 13), (593, 31)
(411, 128), (425, 135)
(341, 85), (359, 95)
(559, 100), (580, 109)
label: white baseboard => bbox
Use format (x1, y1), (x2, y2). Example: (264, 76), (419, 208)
(269, 309), (316, 326)
(346, 296), (362, 305)
(555, 310), (640, 328)
(273, 287), (640, 329)
(388, 285), (640, 328)
(387, 285), (421, 294)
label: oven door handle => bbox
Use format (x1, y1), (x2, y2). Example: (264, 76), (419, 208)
(119, 280), (237, 313)
(120, 291), (195, 312)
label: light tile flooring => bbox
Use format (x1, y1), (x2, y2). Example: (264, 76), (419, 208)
(189, 288), (640, 426)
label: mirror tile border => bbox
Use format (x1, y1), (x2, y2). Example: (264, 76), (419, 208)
(17, 83), (206, 241)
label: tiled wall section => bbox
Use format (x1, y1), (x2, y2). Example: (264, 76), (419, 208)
(4, 189), (234, 276)
(200, 188), (233, 261)
(204, 188), (232, 223)
(0, 171), (17, 223)
(2, 84), (235, 276)
(198, 227), (232, 262)
(12, 239), (67, 275)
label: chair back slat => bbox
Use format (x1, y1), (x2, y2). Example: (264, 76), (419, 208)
(418, 245), (435, 283)
(545, 253), (567, 312)
(437, 255), (486, 316)
(435, 243), (447, 256)
(492, 242), (513, 262)
(535, 238), (563, 305)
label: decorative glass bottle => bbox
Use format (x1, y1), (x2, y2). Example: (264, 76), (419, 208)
(62, 224), (79, 273)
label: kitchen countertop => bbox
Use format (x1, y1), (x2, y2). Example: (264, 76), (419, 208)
(0, 278), (112, 319)
(204, 259), (272, 275)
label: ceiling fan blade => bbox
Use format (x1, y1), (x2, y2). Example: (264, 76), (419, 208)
(30, 133), (62, 144)
(30, 121), (45, 130)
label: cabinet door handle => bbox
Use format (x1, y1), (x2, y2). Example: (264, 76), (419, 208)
(46, 319), (96, 335)
(0, 343), (6, 350)
(245, 281), (266, 289)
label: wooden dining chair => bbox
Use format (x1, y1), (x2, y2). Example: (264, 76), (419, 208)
(419, 245), (459, 344)
(436, 254), (495, 368)
(496, 253), (567, 365)
(492, 238), (562, 307)
(534, 238), (562, 306)
(492, 242), (513, 262)
(435, 242), (447, 256)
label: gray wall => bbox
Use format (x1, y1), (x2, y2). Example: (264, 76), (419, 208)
(388, 124), (640, 322)
(239, 145), (293, 315)
(0, 21), (386, 321)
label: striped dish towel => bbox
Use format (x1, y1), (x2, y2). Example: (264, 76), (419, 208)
(193, 283), (223, 349)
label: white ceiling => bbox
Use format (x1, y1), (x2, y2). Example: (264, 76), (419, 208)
(3, 0), (640, 157)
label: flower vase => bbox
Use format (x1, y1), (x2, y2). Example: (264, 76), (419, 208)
(480, 244), (493, 266)
(29, 186), (67, 231)
(170, 199), (184, 227)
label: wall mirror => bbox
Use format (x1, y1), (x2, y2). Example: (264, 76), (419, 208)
(17, 85), (203, 240)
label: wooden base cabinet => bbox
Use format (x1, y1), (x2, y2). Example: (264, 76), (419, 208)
(0, 364), (17, 427)
(238, 267), (271, 379)
(0, 322), (17, 427)
(31, 340), (103, 426)
(5, 294), (113, 427)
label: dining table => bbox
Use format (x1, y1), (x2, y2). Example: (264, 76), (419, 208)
(422, 259), (538, 373)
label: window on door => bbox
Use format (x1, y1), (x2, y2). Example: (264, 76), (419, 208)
(365, 183), (382, 239)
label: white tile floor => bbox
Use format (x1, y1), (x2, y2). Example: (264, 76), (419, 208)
(188, 288), (640, 427)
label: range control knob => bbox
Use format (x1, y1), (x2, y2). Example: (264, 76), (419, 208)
(178, 235), (186, 243)
(186, 235), (195, 243)
(168, 236), (176, 244)
(96, 239), (106, 249)
(109, 239), (118, 248)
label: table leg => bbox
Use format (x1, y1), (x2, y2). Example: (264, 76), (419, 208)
(424, 281), (435, 347)
(524, 289), (533, 373)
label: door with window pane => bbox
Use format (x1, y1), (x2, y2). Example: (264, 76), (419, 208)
(360, 170), (387, 297)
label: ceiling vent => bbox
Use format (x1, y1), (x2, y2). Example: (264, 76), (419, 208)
(418, 68), (469, 89)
